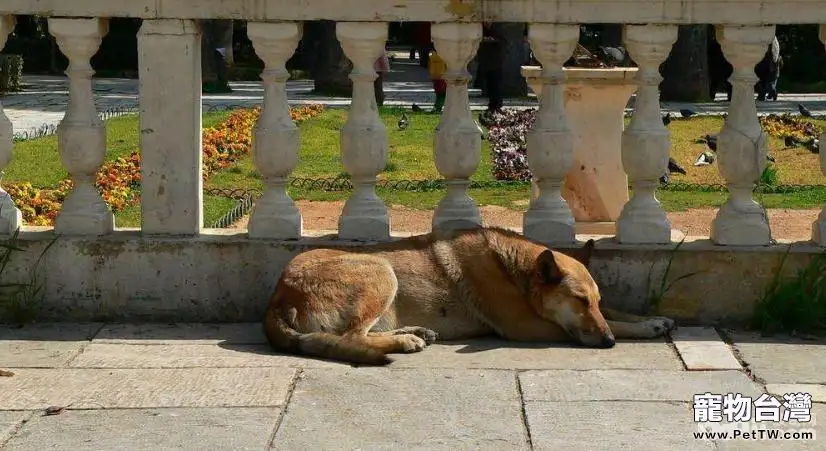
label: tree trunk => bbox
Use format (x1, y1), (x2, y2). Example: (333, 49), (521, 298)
(199, 19), (232, 92)
(600, 24), (623, 48)
(305, 20), (353, 96)
(659, 25), (710, 102)
(495, 23), (528, 97)
(216, 20), (235, 76)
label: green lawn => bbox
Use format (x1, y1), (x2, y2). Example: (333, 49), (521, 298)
(207, 106), (495, 191)
(209, 107), (825, 211)
(9, 106), (826, 229)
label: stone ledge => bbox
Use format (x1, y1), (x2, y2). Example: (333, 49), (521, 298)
(6, 227), (822, 324)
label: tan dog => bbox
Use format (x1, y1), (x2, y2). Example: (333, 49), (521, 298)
(264, 227), (676, 365)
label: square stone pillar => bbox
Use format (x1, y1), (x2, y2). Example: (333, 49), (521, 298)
(138, 19), (203, 235)
(523, 66), (637, 235)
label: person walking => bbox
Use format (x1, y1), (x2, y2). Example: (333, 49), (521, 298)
(428, 48), (447, 113)
(755, 37), (782, 101)
(374, 49), (390, 107)
(477, 22), (505, 116)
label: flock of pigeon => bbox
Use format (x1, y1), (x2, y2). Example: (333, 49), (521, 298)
(659, 103), (821, 185)
(395, 102), (820, 186)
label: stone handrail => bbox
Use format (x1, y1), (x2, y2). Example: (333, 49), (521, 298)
(2, 0), (826, 24)
(1, 4), (825, 248)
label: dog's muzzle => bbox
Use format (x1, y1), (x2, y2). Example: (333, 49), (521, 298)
(598, 332), (616, 348)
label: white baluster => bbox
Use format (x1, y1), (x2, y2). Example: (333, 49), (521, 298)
(247, 22), (303, 240)
(336, 22), (390, 241)
(710, 25), (775, 246)
(522, 23), (579, 243)
(0, 16), (23, 235)
(431, 23), (483, 231)
(523, 24), (579, 243)
(813, 24), (826, 245)
(48, 18), (114, 236)
(616, 24), (678, 244)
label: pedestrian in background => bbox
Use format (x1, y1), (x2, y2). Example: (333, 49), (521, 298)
(477, 22), (505, 116)
(374, 49), (390, 107)
(428, 48), (447, 113)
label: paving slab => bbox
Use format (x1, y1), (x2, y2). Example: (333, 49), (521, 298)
(519, 370), (763, 402)
(672, 327), (742, 371)
(389, 339), (682, 370)
(729, 332), (826, 384)
(767, 383), (826, 403)
(69, 343), (339, 369)
(3, 408), (281, 451)
(0, 341), (87, 368)
(525, 401), (713, 451)
(0, 323), (102, 368)
(0, 368), (296, 409)
(93, 323), (267, 345)
(713, 405), (824, 451)
(272, 368), (529, 450)
(0, 323), (102, 341)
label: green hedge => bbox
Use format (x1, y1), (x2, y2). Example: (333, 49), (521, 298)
(0, 54), (23, 93)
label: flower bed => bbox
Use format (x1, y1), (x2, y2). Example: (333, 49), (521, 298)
(483, 108), (538, 181)
(7, 104), (324, 226)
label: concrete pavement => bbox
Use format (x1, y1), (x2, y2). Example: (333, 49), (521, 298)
(0, 323), (823, 450)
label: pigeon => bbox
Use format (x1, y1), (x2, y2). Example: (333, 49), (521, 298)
(679, 108), (696, 118)
(662, 112), (671, 126)
(398, 113), (409, 130)
(704, 134), (718, 152)
(784, 135), (798, 148)
(766, 154), (775, 163)
(601, 46), (626, 62)
(694, 151), (716, 166)
(808, 139), (820, 154)
(668, 157), (686, 175)
(798, 103), (813, 118)
(411, 104), (424, 113)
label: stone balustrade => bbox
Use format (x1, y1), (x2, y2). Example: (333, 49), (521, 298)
(2, 2), (826, 322)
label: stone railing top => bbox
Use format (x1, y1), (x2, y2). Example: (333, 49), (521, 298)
(3, 0), (826, 25)
(522, 66), (639, 86)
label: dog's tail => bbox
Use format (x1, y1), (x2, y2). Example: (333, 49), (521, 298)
(264, 307), (392, 366)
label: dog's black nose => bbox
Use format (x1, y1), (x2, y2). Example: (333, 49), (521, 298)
(600, 334), (616, 348)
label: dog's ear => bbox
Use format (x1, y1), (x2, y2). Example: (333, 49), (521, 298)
(536, 250), (564, 285)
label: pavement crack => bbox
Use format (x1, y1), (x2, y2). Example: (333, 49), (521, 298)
(0, 410), (37, 448)
(664, 331), (688, 371)
(63, 343), (91, 368)
(514, 371), (534, 450)
(715, 328), (767, 389)
(266, 368), (303, 449)
(87, 323), (107, 341)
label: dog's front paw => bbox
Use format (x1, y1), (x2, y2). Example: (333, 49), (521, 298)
(643, 317), (676, 337)
(397, 334), (427, 353)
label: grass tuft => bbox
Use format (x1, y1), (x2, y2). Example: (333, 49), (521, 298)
(752, 247), (826, 336)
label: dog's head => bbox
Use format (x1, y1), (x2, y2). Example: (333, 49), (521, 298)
(530, 240), (614, 348)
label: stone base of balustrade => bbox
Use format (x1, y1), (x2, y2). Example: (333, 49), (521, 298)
(10, 226), (822, 326)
